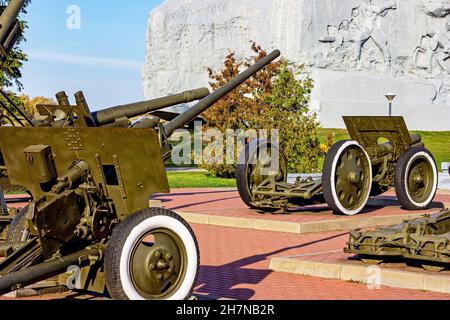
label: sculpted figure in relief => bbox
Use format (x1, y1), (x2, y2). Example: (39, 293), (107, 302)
(414, 22), (450, 75)
(319, 0), (397, 65)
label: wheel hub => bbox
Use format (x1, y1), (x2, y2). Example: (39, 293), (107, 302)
(407, 157), (434, 204)
(348, 171), (360, 184)
(148, 249), (175, 282)
(412, 174), (424, 185)
(130, 228), (187, 299)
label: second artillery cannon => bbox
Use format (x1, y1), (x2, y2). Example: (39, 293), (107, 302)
(237, 116), (438, 215)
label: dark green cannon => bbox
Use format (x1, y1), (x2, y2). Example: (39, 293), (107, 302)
(0, 6), (281, 298)
(345, 208), (450, 272)
(237, 116), (438, 215)
(0, 0), (24, 62)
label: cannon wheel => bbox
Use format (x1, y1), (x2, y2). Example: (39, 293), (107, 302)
(105, 208), (199, 300)
(236, 139), (288, 209)
(6, 206), (31, 246)
(323, 140), (373, 215)
(395, 147), (438, 210)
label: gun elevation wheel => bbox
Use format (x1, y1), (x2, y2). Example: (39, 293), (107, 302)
(105, 208), (199, 300)
(236, 139), (287, 209)
(395, 147), (438, 210)
(323, 140), (372, 215)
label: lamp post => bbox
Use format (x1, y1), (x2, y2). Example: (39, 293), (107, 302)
(385, 93), (396, 117)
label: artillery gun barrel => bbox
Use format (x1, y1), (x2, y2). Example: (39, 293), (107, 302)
(163, 50), (281, 137)
(0, 0), (24, 45)
(92, 88), (210, 126)
(0, 248), (103, 296)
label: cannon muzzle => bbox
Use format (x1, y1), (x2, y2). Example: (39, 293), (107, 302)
(163, 50), (281, 137)
(92, 88), (210, 126)
(0, 0), (25, 61)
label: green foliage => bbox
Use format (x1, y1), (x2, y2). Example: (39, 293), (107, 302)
(262, 61), (323, 173)
(201, 44), (323, 177)
(167, 172), (236, 189)
(0, 0), (30, 90)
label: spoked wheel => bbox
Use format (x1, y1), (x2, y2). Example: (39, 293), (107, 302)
(323, 140), (373, 215)
(236, 139), (288, 209)
(395, 147), (438, 210)
(105, 208), (200, 300)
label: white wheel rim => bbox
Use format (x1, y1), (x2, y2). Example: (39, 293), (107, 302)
(404, 151), (438, 208)
(119, 216), (198, 300)
(330, 141), (373, 216)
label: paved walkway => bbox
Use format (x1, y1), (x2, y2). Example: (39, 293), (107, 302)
(153, 189), (450, 225)
(3, 188), (450, 300)
(192, 224), (450, 300)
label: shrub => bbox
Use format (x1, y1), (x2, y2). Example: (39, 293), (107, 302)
(200, 43), (323, 177)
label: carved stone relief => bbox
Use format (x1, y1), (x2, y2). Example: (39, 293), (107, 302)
(317, 0), (450, 104)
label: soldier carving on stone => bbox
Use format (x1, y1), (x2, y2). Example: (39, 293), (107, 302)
(414, 22), (450, 75)
(319, 0), (397, 67)
(352, 0), (397, 63)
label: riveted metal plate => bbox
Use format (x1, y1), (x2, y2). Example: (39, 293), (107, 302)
(65, 128), (84, 150)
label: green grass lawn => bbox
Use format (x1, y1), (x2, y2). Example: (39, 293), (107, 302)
(166, 129), (450, 189)
(167, 172), (236, 189)
(319, 129), (450, 170)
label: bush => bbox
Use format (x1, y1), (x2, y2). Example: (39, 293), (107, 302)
(200, 43), (324, 177)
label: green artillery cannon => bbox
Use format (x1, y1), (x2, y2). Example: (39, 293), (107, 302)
(237, 116), (438, 215)
(0, 0), (282, 300)
(345, 208), (450, 272)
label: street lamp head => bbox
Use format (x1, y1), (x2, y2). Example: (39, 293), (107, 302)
(385, 92), (396, 102)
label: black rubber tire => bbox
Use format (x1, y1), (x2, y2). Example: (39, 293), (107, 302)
(6, 206), (30, 245)
(395, 147), (438, 210)
(105, 208), (200, 300)
(236, 139), (287, 209)
(236, 142), (258, 208)
(323, 140), (372, 215)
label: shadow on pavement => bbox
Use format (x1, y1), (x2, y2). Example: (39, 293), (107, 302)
(195, 232), (347, 300)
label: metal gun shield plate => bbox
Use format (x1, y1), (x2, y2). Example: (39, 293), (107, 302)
(0, 126), (169, 219)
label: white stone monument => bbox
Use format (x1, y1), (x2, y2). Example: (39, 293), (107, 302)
(143, 0), (450, 130)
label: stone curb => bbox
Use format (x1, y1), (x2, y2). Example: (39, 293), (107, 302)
(177, 211), (428, 235)
(269, 257), (450, 294)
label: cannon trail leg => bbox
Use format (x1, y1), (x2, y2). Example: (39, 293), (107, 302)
(0, 249), (103, 296)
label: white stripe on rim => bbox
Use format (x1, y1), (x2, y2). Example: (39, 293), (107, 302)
(404, 151), (438, 208)
(120, 215), (198, 300)
(330, 141), (372, 216)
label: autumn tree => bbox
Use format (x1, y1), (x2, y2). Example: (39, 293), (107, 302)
(18, 95), (55, 118)
(201, 43), (324, 177)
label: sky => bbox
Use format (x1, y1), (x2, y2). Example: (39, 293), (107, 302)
(14, 0), (163, 111)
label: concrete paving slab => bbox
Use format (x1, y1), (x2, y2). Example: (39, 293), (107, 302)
(152, 188), (450, 234)
(270, 251), (450, 294)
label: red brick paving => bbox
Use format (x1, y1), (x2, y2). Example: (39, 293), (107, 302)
(192, 224), (450, 300)
(153, 189), (450, 224)
(3, 189), (450, 300)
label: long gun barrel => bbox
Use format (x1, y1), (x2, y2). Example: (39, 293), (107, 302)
(163, 50), (281, 137)
(91, 88), (210, 126)
(0, 0), (25, 60)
